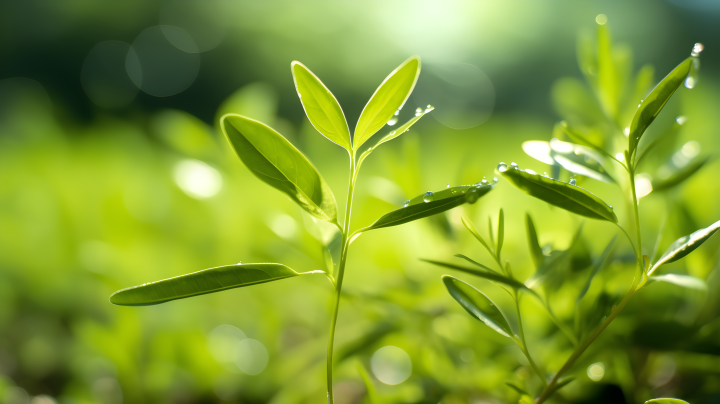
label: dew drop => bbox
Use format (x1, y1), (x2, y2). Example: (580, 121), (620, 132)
(447, 184), (450, 188)
(403, 200), (410, 207)
(424, 104), (435, 113)
(394, 109), (400, 116)
(493, 177), (498, 182)
(481, 178), (488, 184)
(609, 205), (613, 210)
(685, 75), (696, 89)
(415, 107), (423, 116)
(691, 42), (704, 57)
(423, 191), (434, 203)
(676, 116), (688, 125)
(525, 168), (537, 175)
(497, 162), (508, 172)
(569, 178), (577, 185)
(510, 162), (518, 169)
(387, 116), (398, 126)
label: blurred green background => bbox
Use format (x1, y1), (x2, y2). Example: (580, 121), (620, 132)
(2, 1), (720, 403)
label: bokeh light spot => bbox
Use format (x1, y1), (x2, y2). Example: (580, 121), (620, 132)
(234, 339), (269, 375)
(371, 346), (412, 385)
(208, 325), (246, 372)
(160, 0), (232, 53)
(413, 63), (494, 129)
(126, 26), (200, 97)
(587, 362), (605, 381)
(595, 14), (608, 25)
(267, 214), (297, 240)
(173, 159), (222, 199)
(81, 41), (139, 108)
(635, 174), (653, 199)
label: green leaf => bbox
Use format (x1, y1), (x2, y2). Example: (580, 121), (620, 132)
(597, 24), (619, 119)
(505, 381), (529, 396)
(645, 399), (690, 404)
(110, 263), (321, 306)
(497, 164), (617, 223)
(629, 58), (692, 160)
(497, 208), (505, 258)
(550, 138), (616, 183)
(577, 236), (615, 303)
(461, 214), (494, 256)
(291, 61), (352, 152)
(546, 377), (575, 399)
(649, 219), (720, 275)
(427, 260), (527, 291)
(362, 182), (495, 231)
(645, 274), (707, 291)
(355, 109), (432, 170)
(525, 213), (544, 270)
(442, 275), (514, 338)
(453, 254), (498, 274)
(354, 56), (421, 149)
(652, 156), (709, 192)
(221, 114), (337, 222)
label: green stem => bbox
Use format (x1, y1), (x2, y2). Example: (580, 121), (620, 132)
(326, 153), (358, 404)
(515, 293), (548, 387)
(534, 157), (644, 404)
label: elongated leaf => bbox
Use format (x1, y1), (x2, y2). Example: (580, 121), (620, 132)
(355, 109), (432, 170)
(505, 382), (529, 396)
(525, 213), (544, 269)
(354, 56), (421, 149)
(577, 236), (615, 303)
(497, 209), (505, 257)
(461, 214), (494, 256)
(649, 219), (720, 275)
(550, 138), (616, 183)
(221, 114), (337, 222)
(453, 254), (498, 274)
(362, 182), (495, 231)
(291, 61), (352, 151)
(652, 156), (709, 192)
(110, 263), (321, 306)
(645, 274), (707, 291)
(427, 260), (527, 291)
(497, 164), (617, 223)
(442, 275), (514, 338)
(645, 399), (690, 404)
(629, 58), (692, 159)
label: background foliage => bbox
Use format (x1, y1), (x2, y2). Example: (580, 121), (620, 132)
(2, 1), (720, 403)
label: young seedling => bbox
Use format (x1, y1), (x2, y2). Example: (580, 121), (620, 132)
(109, 56), (497, 402)
(428, 22), (715, 404)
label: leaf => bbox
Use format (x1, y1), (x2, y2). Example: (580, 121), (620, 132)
(649, 219), (720, 275)
(291, 61), (352, 152)
(629, 58), (692, 159)
(497, 164), (617, 223)
(597, 24), (619, 119)
(442, 275), (514, 338)
(550, 138), (616, 183)
(497, 208), (505, 258)
(453, 254), (498, 274)
(354, 56), (421, 149)
(110, 263), (321, 306)
(505, 381), (529, 396)
(525, 213), (544, 270)
(546, 377), (575, 398)
(645, 399), (690, 404)
(577, 236), (616, 303)
(652, 156), (709, 192)
(357, 362), (380, 404)
(461, 214), (494, 256)
(645, 274), (707, 291)
(221, 114), (337, 222)
(362, 182), (495, 231)
(427, 260), (527, 291)
(355, 110), (432, 170)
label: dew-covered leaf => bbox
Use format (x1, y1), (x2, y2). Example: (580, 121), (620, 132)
(427, 260), (527, 291)
(221, 114), (337, 222)
(354, 56), (421, 149)
(110, 263), (321, 306)
(356, 109), (432, 169)
(497, 163), (617, 223)
(442, 275), (514, 338)
(649, 219), (720, 275)
(652, 156), (709, 192)
(291, 61), (352, 152)
(644, 274), (707, 291)
(526, 213), (544, 269)
(362, 181), (495, 231)
(629, 58), (693, 160)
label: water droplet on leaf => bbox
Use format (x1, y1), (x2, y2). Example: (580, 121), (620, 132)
(497, 162), (508, 172)
(691, 42), (704, 57)
(403, 200), (410, 207)
(676, 116), (688, 125)
(415, 107), (423, 116)
(423, 191), (434, 203)
(387, 116), (398, 126)
(510, 162), (518, 169)
(569, 178), (577, 185)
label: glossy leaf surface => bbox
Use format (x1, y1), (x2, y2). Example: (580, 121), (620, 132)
(649, 219), (720, 275)
(363, 182), (494, 231)
(221, 114), (337, 222)
(645, 274), (707, 291)
(629, 58), (692, 159)
(442, 275), (514, 338)
(291, 61), (352, 151)
(645, 399), (690, 404)
(356, 109), (431, 169)
(354, 56), (421, 149)
(110, 263), (320, 306)
(426, 260), (527, 291)
(498, 165), (617, 222)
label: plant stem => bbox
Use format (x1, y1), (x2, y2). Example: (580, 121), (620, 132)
(326, 153), (358, 404)
(515, 293), (548, 387)
(534, 158), (644, 404)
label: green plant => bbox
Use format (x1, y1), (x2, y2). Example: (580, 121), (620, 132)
(428, 23), (716, 403)
(108, 56), (497, 402)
